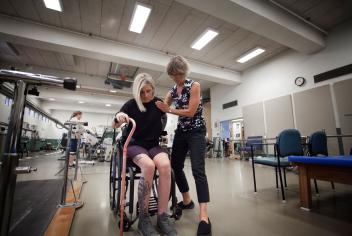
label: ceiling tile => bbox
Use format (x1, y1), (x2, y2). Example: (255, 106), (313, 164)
(80, 0), (102, 35)
(60, 0), (82, 32)
(0, 0), (18, 16)
(148, 1), (191, 50)
(215, 33), (262, 68)
(33, 0), (62, 27)
(161, 9), (208, 54)
(202, 28), (250, 63)
(98, 60), (110, 76)
(178, 16), (228, 57)
(10, 0), (40, 21)
(39, 50), (62, 70)
(84, 57), (100, 75)
(101, 0), (126, 40)
(116, 0), (138, 43)
(133, 0), (170, 48)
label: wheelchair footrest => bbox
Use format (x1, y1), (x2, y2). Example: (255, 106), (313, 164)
(137, 196), (158, 215)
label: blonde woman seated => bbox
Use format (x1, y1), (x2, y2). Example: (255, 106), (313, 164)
(113, 73), (177, 236)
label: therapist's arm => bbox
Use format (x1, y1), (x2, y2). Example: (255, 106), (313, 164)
(164, 91), (172, 106)
(156, 82), (201, 118)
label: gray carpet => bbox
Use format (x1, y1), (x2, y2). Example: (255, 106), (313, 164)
(9, 179), (63, 236)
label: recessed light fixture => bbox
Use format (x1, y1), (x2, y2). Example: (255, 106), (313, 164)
(49, 98), (55, 101)
(236, 47), (265, 63)
(43, 0), (63, 12)
(191, 28), (219, 50)
(109, 90), (117, 93)
(129, 2), (152, 33)
(105, 104), (111, 107)
(78, 101), (85, 104)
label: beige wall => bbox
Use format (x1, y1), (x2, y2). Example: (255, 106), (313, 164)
(293, 85), (338, 154)
(241, 82), (352, 155)
(264, 95), (294, 138)
(203, 101), (212, 138)
(333, 79), (352, 154)
(243, 102), (265, 138)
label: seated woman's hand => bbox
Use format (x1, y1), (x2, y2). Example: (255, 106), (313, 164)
(113, 112), (129, 127)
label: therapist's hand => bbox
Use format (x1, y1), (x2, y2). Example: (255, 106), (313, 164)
(155, 101), (171, 113)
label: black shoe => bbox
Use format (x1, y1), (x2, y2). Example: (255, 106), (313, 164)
(197, 219), (211, 236)
(177, 200), (194, 210)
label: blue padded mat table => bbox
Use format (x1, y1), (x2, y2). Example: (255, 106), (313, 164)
(289, 155), (352, 167)
(288, 155), (352, 210)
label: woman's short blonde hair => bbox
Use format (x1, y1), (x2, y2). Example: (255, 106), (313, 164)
(166, 55), (190, 76)
(132, 73), (155, 112)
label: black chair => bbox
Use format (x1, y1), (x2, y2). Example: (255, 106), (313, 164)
(251, 129), (303, 201)
(308, 131), (335, 195)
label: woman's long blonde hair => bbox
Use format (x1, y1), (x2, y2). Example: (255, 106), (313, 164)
(132, 73), (155, 112)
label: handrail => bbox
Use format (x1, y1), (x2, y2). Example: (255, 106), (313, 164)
(0, 83), (68, 130)
(0, 69), (77, 235)
(0, 69), (76, 90)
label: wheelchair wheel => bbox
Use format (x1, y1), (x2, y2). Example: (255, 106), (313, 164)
(109, 143), (120, 211)
(109, 149), (116, 210)
(118, 212), (132, 232)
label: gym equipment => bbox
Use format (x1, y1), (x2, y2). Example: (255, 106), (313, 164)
(58, 120), (88, 209)
(0, 69), (76, 236)
(109, 119), (182, 235)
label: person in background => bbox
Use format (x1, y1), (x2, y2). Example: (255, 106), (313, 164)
(69, 111), (84, 167)
(156, 55), (211, 236)
(113, 73), (177, 236)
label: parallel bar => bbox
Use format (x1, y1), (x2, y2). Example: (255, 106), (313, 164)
(0, 83), (67, 130)
(0, 80), (26, 236)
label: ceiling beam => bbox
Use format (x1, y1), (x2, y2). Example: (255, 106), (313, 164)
(175, 0), (326, 54)
(0, 14), (241, 85)
(41, 101), (117, 114)
(0, 61), (170, 98)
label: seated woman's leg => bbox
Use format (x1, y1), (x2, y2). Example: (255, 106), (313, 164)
(153, 152), (171, 214)
(132, 154), (155, 215)
(131, 153), (160, 236)
(151, 148), (177, 236)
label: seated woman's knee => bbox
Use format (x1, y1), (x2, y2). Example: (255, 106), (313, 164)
(155, 156), (171, 175)
(136, 155), (155, 173)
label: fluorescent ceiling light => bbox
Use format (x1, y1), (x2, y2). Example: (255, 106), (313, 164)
(129, 3), (152, 33)
(105, 104), (111, 107)
(49, 98), (55, 101)
(236, 47), (265, 63)
(109, 90), (117, 93)
(78, 101), (85, 104)
(43, 0), (63, 12)
(191, 28), (219, 50)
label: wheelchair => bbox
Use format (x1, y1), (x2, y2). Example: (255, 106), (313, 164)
(109, 134), (182, 232)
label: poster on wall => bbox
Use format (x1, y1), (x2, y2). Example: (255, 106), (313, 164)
(220, 120), (231, 139)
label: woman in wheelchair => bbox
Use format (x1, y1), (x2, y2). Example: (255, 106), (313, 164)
(113, 73), (177, 236)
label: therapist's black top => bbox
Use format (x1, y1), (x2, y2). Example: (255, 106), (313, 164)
(119, 97), (165, 149)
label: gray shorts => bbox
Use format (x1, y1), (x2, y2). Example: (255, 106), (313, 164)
(127, 145), (168, 159)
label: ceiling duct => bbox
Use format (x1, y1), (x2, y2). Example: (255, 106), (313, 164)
(105, 62), (139, 89)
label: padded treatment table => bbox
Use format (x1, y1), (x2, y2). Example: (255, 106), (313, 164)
(289, 155), (352, 210)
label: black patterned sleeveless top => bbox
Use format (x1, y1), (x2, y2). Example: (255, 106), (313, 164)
(170, 79), (206, 132)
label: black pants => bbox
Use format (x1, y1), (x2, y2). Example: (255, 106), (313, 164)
(171, 128), (210, 203)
